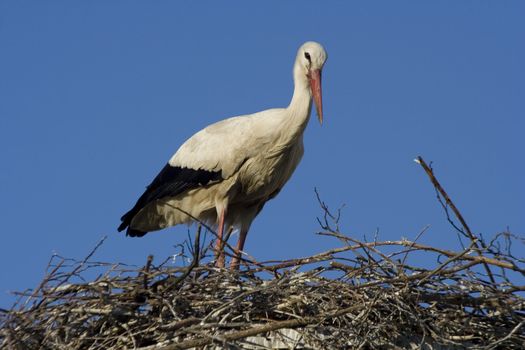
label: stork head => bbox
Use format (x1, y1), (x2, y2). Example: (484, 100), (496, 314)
(296, 41), (327, 124)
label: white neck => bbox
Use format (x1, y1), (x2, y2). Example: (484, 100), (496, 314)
(284, 61), (312, 136)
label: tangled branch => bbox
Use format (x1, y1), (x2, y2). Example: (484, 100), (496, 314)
(1, 158), (523, 349)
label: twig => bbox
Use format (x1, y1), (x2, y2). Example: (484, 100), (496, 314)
(2, 194), (523, 349)
(415, 156), (496, 283)
(154, 304), (363, 350)
(153, 226), (202, 292)
(486, 321), (525, 350)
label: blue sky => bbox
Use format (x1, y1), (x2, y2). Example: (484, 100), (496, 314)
(1, 2), (523, 307)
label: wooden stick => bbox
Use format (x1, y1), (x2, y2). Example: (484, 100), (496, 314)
(415, 156), (496, 283)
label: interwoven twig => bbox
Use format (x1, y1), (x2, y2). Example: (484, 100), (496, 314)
(1, 158), (524, 349)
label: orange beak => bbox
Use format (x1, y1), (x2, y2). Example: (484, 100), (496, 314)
(308, 69), (323, 125)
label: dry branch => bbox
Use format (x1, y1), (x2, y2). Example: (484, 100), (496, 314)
(415, 156), (497, 284)
(2, 227), (523, 349)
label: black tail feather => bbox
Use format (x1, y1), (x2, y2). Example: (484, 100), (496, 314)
(126, 227), (148, 237)
(117, 163), (222, 238)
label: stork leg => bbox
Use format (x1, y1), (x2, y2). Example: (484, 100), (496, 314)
(230, 229), (248, 270)
(214, 208), (226, 268)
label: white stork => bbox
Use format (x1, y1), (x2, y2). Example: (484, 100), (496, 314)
(118, 41), (327, 269)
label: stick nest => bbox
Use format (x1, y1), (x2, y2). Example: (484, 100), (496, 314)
(1, 158), (524, 349)
(1, 227), (524, 349)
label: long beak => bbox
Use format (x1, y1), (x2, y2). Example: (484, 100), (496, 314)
(309, 69), (323, 125)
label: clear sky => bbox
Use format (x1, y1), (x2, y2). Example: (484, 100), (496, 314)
(1, 2), (523, 307)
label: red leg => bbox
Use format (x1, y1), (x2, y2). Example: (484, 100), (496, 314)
(230, 229), (248, 270)
(214, 209), (226, 268)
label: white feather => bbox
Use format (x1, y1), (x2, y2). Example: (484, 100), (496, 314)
(125, 41), (328, 264)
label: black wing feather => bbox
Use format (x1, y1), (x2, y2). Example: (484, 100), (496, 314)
(118, 163), (222, 236)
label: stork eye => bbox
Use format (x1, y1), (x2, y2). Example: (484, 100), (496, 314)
(304, 52), (311, 61)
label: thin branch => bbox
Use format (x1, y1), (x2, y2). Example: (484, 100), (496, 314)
(415, 156), (496, 283)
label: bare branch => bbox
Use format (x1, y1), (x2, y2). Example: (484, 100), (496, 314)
(415, 156), (496, 283)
